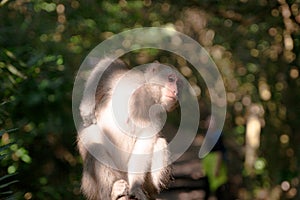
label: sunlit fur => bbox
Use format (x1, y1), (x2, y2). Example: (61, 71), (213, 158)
(78, 58), (181, 200)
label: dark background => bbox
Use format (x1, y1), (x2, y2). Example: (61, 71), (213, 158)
(1, 0), (300, 199)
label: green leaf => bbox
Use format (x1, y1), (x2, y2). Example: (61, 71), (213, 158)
(0, 128), (18, 137)
(7, 64), (27, 79)
(0, 191), (13, 195)
(0, 129), (5, 137)
(0, 180), (19, 189)
(0, 143), (13, 152)
(0, 174), (15, 182)
(0, 154), (7, 160)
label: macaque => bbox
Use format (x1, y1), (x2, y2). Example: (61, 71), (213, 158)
(77, 58), (182, 200)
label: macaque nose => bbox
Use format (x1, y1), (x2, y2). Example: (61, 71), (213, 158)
(173, 89), (178, 97)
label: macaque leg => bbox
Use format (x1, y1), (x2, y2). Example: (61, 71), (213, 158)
(81, 153), (127, 200)
(150, 138), (170, 191)
(79, 129), (128, 200)
(128, 138), (155, 200)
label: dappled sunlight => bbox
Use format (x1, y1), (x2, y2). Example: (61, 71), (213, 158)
(245, 115), (261, 175)
(1, 0), (300, 199)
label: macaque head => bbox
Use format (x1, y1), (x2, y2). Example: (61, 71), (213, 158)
(145, 63), (183, 112)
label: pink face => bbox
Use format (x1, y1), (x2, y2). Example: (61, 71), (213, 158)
(161, 73), (183, 112)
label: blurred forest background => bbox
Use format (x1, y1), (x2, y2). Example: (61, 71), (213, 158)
(1, 0), (300, 199)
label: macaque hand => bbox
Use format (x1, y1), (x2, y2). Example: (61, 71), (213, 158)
(111, 179), (129, 200)
(82, 114), (97, 127)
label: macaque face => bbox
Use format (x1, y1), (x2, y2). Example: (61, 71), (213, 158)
(161, 73), (182, 112)
(145, 63), (183, 112)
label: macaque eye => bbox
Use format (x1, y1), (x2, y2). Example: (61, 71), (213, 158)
(177, 79), (183, 88)
(168, 75), (176, 82)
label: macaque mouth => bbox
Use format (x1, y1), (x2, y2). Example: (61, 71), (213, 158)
(164, 89), (179, 100)
(166, 95), (178, 101)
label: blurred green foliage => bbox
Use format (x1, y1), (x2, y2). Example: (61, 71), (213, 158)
(0, 0), (300, 199)
(0, 129), (19, 200)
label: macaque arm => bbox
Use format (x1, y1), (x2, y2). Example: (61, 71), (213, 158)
(150, 137), (170, 191)
(80, 59), (111, 126)
(127, 138), (154, 199)
(80, 58), (128, 127)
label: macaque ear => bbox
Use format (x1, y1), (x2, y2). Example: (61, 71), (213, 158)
(144, 62), (161, 81)
(150, 61), (160, 72)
